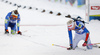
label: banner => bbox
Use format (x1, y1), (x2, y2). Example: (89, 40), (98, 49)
(60, 0), (62, 2)
(49, 0), (55, 2)
(89, 0), (100, 21)
(48, 0), (85, 9)
(55, 0), (58, 2)
(65, 0), (68, 4)
(77, 0), (85, 7)
(68, 0), (76, 6)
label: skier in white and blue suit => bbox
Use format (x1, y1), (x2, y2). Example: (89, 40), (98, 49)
(5, 10), (22, 35)
(67, 17), (92, 50)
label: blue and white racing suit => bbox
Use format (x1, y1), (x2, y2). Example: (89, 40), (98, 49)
(68, 21), (92, 49)
(5, 12), (20, 34)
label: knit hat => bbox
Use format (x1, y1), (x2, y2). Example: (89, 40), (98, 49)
(11, 10), (18, 18)
(67, 20), (75, 29)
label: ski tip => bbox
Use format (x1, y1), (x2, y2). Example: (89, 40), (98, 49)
(52, 44), (54, 46)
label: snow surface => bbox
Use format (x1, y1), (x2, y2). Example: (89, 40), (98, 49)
(0, 0), (100, 55)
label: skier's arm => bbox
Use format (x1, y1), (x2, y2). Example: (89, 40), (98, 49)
(84, 28), (89, 42)
(68, 28), (73, 47)
(78, 21), (89, 42)
(77, 21), (89, 42)
(17, 14), (20, 31)
(82, 28), (90, 46)
(17, 14), (22, 35)
(5, 12), (11, 30)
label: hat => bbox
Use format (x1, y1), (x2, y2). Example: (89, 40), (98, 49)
(67, 20), (75, 29)
(11, 10), (18, 18)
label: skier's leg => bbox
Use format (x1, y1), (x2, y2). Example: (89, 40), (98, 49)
(73, 33), (83, 49)
(86, 38), (93, 49)
(11, 24), (16, 34)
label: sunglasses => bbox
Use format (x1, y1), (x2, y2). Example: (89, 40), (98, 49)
(12, 15), (18, 18)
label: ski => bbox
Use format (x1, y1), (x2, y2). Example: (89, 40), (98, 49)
(22, 34), (31, 37)
(4, 33), (10, 36)
(88, 43), (100, 45)
(92, 44), (100, 48)
(52, 44), (68, 48)
(88, 43), (100, 48)
(52, 43), (100, 51)
(52, 44), (87, 51)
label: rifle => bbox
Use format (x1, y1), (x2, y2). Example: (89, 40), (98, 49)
(65, 15), (89, 24)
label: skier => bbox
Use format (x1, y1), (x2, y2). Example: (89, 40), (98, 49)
(67, 16), (92, 50)
(5, 10), (22, 35)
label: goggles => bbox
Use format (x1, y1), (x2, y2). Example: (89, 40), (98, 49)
(12, 15), (18, 18)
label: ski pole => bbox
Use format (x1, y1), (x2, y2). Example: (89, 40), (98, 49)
(52, 44), (68, 48)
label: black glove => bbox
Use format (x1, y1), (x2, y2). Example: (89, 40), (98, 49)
(5, 29), (9, 34)
(82, 41), (87, 46)
(17, 31), (22, 35)
(67, 44), (73, 50)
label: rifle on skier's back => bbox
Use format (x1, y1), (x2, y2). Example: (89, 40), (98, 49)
(65, 15), (89, 24)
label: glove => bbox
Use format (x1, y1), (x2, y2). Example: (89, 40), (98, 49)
(82, 41), (87, 47)
(67, 47), (73, 50)
(5, 29), (9, 34)
(70, 44), (72, 47)
(17, 31), (22, 35)
(67, 44), (73, 50)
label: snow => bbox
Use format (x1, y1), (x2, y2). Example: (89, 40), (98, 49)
(0, 0), (100, 55)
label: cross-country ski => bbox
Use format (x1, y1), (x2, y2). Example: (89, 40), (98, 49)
(52, 43), (100, 51)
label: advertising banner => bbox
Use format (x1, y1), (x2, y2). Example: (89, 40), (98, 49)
(48, 0), (85, 9)
(55, 0), (58, 2)
(68, 0), (76, 6)
(77, 0), (85, 7)
(65, 0), (68, 4)
(89, 0), (100, 21)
